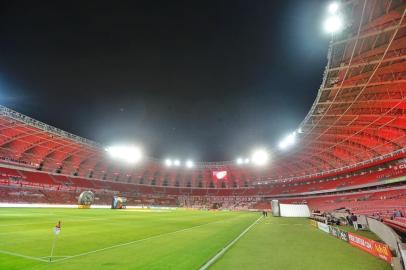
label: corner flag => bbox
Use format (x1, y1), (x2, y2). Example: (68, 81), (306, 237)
(50, 221), (61, 262)
(54, 221), (61, 235)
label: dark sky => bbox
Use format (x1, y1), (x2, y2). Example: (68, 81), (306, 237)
(0, 0), (330, 161)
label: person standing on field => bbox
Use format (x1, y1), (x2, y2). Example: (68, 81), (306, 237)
(351, 213), (358, 230)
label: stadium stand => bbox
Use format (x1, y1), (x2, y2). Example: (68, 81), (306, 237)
(383, 217), (406, 233)
(0, 0), (404, 225)
(0, 160), (404, 214)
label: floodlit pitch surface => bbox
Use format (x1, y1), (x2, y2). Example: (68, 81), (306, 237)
(0, 208), (390, 270)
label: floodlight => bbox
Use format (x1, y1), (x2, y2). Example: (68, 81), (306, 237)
(236, 158), (243, 165)
(186, 160), (194, 168)
(105, 145), (142, 163)
(324, 15), (343, 33)
(165, 159), (172, 167)
(174, 159), (180, 166)
(251, 149), (269, 166)
(278, 131), (297, 150)
(285, 133), (296, 145)
(244, 158), (250, 164)
(278, 141), (288, 150)
(328, 2), (339, 14)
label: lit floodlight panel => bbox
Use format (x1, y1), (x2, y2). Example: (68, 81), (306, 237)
(278, 131), (297, 150)
(236, 158), (243, 165)
(185, 160), (194, 168)
(165, 159), (172, 167)
(105, 145), (142, 163)
(285, 133), (296, 145)
(173, 160), (181, 166)
(328, 2), (339, 14)
(251, 149), (269, 166)
(324, 15), (343, 33)
(278, 141), (287, 150)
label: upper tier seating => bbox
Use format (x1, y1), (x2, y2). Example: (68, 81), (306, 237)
(18, 170), (57, 185)
(0, 166), (25, 179)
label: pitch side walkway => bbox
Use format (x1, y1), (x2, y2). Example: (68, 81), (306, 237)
(209, 217), (390, 270)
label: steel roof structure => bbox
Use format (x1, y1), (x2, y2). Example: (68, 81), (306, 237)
(0, 0), (405, 187)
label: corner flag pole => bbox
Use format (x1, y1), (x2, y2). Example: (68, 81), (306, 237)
(50, 221), (61, 262)
(50, 234), (57, 262)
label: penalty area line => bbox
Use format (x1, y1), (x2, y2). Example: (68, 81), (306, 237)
(0, 249), (49, 262)
(199, 216), (263, 270)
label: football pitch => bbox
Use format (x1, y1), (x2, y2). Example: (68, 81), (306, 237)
(0, 208), (390, 270)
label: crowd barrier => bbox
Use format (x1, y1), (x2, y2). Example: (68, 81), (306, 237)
(310, 219), (393, 265)
(348, 233), (392, 263)
(366, 216), (406, 269)
(310, 219), (318, 227)
(317, 221), (330, 233)
(366, 216), (402, 253)
(329, 226), (349, 242)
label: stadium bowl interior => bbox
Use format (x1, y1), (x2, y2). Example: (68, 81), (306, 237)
(0, 0), (405, 269)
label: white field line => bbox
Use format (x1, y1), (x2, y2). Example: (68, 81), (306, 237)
(199, 216), (263, 270)
(50, 216), (242, 263)
(0, 249), (49, 262)
(40, 256), (72, 258)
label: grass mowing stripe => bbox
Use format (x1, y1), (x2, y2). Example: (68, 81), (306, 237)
(0, 217), (111, 227)
(199, 216), (263, 270)
(50, 215), (242, 263)
(0, 217), (127, 227)
(0, 249), (49, 262)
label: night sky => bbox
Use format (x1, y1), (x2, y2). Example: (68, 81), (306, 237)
(0, 0), (330, 161)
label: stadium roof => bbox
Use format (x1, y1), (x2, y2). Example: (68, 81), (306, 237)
(0, 0), (405, 184)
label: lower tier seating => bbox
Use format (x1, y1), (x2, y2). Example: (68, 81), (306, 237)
(280, 187), (406, 219)
(0, 165), (405, 217)
(0, 185), (179, 206)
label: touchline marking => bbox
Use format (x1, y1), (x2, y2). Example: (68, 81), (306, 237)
(0, 249), (48, 262)
(199, 216), (263, 270)
(40, 256), (72, 259)
(50, 216), (241, 263)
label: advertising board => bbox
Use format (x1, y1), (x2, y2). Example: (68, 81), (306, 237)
(348, 233), (392, 263)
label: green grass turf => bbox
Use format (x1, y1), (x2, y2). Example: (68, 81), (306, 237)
(211, 217), (391, 270)
(0, 208), (391, 270)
